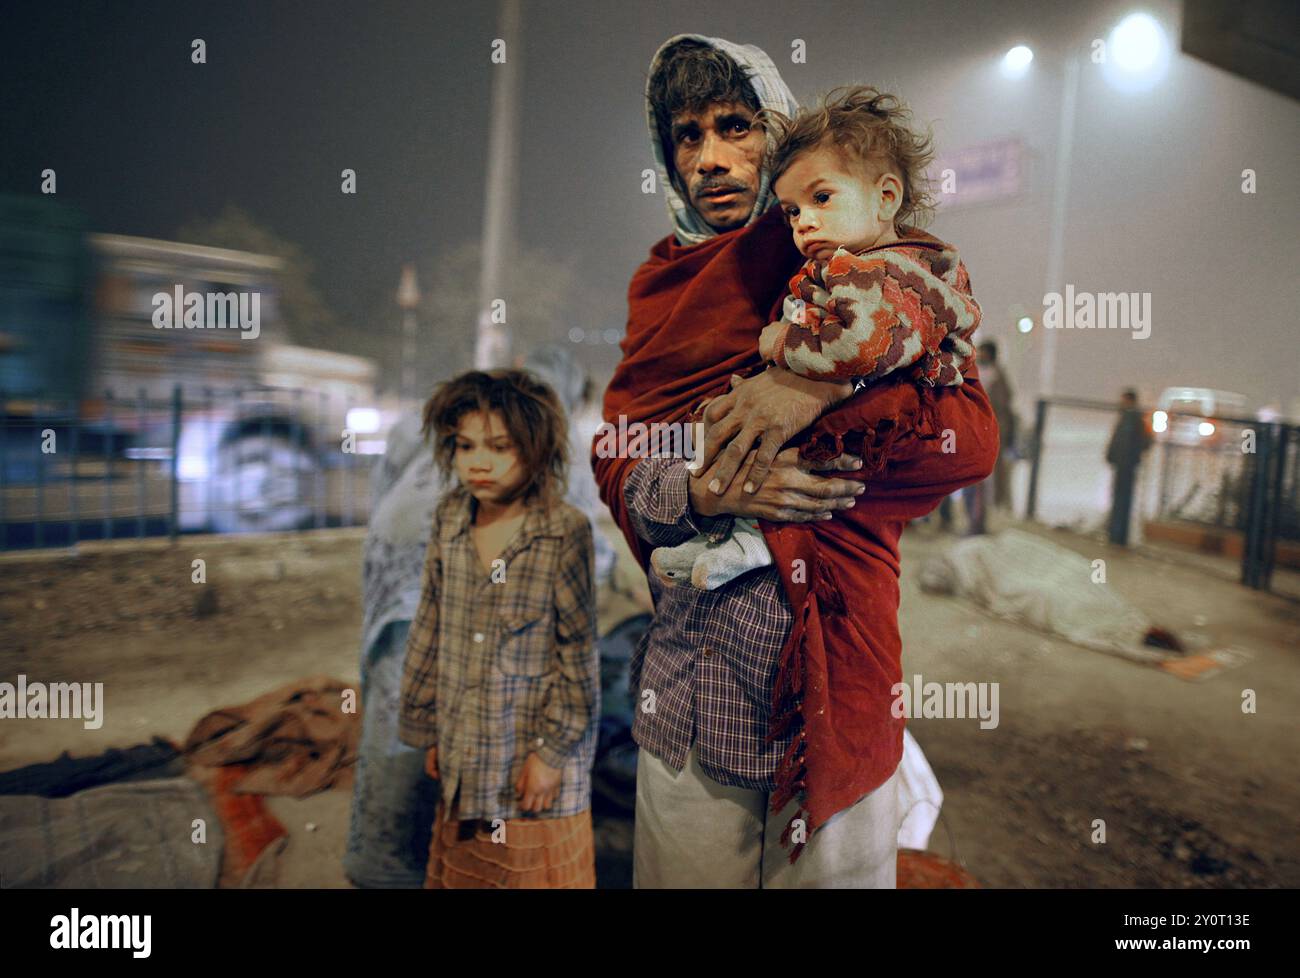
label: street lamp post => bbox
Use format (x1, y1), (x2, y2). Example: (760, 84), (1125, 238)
(475, 0), (522, 370)
(397, 263), (420, 403)
(1039, 52), (1080, 399)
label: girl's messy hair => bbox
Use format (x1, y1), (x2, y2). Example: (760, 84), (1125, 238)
(759, 85), (937, 229)
(421, 368), (569, 508)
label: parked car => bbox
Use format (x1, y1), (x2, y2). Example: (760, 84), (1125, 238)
(1152, 387), (1248, 447)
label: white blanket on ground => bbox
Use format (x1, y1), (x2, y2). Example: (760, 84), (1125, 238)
(919, 529), (1167, 663)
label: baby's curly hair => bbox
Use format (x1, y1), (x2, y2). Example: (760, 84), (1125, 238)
(760, 85), (937, 229)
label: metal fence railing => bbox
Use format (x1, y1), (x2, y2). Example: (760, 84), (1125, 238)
(0, 385), (379, 551)
(1024, 396), (1299, 599)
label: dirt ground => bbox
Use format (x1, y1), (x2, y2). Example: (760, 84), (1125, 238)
(1, 514), (1296, 888)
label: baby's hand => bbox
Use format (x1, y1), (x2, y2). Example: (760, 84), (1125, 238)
(758, 320), (785, 362)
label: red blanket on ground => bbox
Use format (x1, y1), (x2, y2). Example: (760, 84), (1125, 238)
(593, 206), (999, 858)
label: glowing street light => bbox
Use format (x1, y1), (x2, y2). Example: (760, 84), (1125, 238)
(1112, 12), (1164, 72)
(1002, 44), (1034, 78)
(1103, 11), (1171, 92)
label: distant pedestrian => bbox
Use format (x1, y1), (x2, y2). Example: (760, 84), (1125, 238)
(977, 341), (1015, 510)
(938, 342), (1012, 534)
(1105, 388), (1152, 546)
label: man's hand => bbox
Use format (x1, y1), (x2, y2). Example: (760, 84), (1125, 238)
(516, 752), (563, 813)
(688, 444), (864, 523)
(691, 367), (854, 498)
(424, 746), (439, 780)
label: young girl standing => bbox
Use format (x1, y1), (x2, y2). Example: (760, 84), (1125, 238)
(399, 368), (600, 889)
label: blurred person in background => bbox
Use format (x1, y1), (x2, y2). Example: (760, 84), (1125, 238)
(937, 342), (1011, 535)
(977, 341), (1015, 511)
(521, 343), (617, 588)
(1105, 387), (1152, 546)
(344, 410), (444, 887)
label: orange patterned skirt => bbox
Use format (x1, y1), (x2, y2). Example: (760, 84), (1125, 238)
(423, 799), (596, 889)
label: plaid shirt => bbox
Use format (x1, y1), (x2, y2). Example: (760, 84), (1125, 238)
(398, 486), (599, 821)
(623, 456), (794, 790)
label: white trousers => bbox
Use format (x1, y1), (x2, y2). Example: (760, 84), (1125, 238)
(633, 745), (900, 888)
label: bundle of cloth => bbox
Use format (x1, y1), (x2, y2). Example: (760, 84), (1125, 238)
(183, 675), (361, 796)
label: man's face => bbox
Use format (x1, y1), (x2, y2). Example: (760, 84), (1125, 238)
(669, 100), (765, 232)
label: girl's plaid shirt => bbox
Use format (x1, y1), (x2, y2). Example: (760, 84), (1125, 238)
(398, 486), (600, 821)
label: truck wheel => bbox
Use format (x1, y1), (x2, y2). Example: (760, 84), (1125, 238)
(209, 433), (318, 534)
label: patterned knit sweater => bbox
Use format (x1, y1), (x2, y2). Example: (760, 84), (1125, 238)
(764, 239), (982, 387)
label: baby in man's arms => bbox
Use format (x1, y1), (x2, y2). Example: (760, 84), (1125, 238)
(652, 85), (982, 590)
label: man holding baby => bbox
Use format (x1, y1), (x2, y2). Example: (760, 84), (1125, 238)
(592, 34), (998, 888)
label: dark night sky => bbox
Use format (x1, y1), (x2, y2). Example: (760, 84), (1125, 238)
(2, 0), (500, 355)
(4, 0), (1298, 411)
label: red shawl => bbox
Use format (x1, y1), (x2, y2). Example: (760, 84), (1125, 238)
(593, 206), (999, 858)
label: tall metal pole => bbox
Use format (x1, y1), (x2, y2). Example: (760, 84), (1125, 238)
(397, 263), (421, 403)
(1038, 52), (1080, 399)
(169, 384), (181, 542)
(475, 0), (522, 370)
